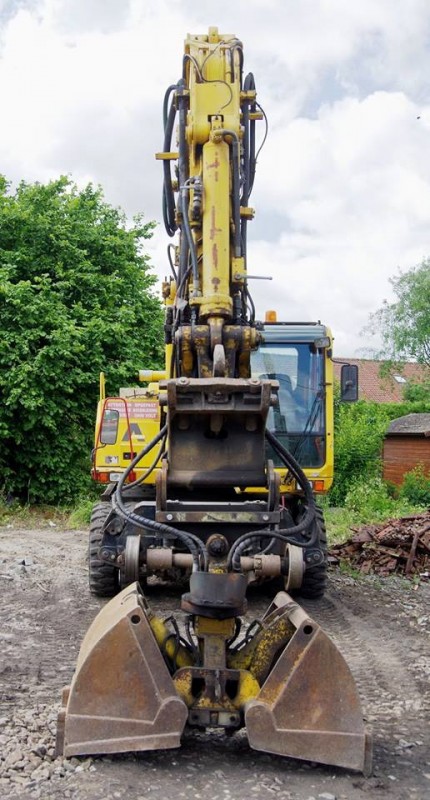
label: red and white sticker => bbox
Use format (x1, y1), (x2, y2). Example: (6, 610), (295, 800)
(106, 401), (159, 420)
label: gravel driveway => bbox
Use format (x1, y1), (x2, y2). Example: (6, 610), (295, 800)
(0, 525), (429, 800)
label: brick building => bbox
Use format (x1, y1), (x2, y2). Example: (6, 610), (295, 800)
(333, 359), (428, 403)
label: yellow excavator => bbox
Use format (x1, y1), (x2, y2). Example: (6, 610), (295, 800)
(56, 28), (370, 773)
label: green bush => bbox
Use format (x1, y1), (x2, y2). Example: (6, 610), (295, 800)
(344, 476), (397, 520)
(400, 464), (430, 506)
(0, 176), (164, 504)
(330, 396), (430, 506)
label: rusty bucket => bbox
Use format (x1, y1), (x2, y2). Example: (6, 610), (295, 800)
(245, 593), (372, 773)
(56, 584), (188, 757)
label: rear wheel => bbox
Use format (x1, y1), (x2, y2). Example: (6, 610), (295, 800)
(296, 505), (327, 600)
(88, 502), (119, 597)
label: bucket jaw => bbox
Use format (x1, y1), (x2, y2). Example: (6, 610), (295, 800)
(57, 583), (371, 773)
(244, 593), (372, 773)
(56, 584), (188, 757)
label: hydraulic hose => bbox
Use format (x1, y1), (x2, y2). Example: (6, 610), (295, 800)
(179, 188), (199, 291)
(113, 425), (208, 571)
(229, 524), (320, 572)
(162, 86), (178, 237)
(228, 429), (318, 570)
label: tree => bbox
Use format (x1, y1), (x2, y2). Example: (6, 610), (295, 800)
(0, 176), (164, 503)
(368, 259), (430, 369)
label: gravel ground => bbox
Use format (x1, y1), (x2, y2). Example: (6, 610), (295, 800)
(0, 525), (429, 800)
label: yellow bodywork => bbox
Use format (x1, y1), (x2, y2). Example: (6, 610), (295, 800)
(93, 344), (334, 492)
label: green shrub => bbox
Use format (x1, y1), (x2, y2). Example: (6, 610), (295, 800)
(330, 396), (430, 506)
(344, 476), (397, 520)
(0, 176), (163, 504)
(400, 464), (430, 506)
(68, 498), (97, 528)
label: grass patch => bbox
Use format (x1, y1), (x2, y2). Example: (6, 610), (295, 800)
(0, 493), (99, 529)
(0, 499), (70, 528)
(323, 493), (426, 545)
(68, 498), (95, 528)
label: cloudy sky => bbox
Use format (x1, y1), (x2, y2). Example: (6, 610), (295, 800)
(1, 0), (429, 355)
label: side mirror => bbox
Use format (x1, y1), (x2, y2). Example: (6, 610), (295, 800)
(340, 364), (359, 402)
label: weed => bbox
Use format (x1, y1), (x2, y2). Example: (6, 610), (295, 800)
(337, 560), (362, 580)
(68, 499), (96, 529)
(400, 464), (430, 506)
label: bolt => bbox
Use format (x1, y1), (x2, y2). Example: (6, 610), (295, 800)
(110, 553), (116, 561)
(166, 513), (173, 521)
(263, 514), (269, 521)
(102, 550), (110, 559)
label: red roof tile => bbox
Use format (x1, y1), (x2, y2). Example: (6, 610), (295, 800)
(333, 359), (429, 403)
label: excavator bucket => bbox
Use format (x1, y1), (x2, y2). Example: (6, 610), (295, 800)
(56, 584), (188, 757)
(58, 584), (371, 773)
(245, 593), (372, 773)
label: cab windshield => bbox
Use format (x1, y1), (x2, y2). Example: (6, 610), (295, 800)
(251, 343), (326, 467)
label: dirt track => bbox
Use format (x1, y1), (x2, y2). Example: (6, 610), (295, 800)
(0, 525), (429, 800)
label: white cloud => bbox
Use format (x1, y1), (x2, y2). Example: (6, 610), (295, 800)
(1, 0), (430, 355)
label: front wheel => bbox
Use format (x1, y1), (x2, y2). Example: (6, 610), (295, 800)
(295, 505), (327, 600)
(88, 502), (119, 597)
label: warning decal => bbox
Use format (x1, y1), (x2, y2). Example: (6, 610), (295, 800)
(107, 401), (159, 420)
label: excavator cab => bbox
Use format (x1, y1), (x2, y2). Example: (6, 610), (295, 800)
(57, 27), (370, 773)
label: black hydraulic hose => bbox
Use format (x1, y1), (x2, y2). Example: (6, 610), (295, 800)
(179, 189), (199, 291)
(177, 78), (190, 287)
(162, 92), (178, 237)
(229, 525), (320, 572)
(228, 430), (318, 570)
(163, 84), (177, 128)
(167, 244), (178, 281)
(244, 73), (256, 196)
(113, 425), (208, 571)
(242, 73), (256, 201)
(122, 438), (167, 490)
(265, 428), (316, 511)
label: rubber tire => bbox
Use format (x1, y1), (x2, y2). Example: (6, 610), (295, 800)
(88, 502), (119, 597)
(295, 505), (327, 600)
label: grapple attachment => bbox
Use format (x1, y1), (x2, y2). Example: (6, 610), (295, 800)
(56, 584), (188, 757)
(244, 593), (372, 773)
(57, 583), (371, 773)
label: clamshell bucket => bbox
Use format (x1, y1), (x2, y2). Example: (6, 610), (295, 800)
(57, 584), (370, 773)
(56, 584), (188, 757)
(245, 593), (372, 773)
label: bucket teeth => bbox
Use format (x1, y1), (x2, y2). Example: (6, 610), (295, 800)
(57, 583), (188, 757)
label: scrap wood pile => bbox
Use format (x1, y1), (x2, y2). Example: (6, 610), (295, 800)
(329, 511), (430, 579)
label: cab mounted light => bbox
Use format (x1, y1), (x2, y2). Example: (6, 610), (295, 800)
(265, 310), (277, 322)
(313, 336), (331, 350)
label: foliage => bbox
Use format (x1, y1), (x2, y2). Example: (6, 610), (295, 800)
(368, 258), (430, 368)
(344, 476), (395, 518)
(0, 176), (163, 503)
(330, 398), (430, 505)
(322, 485), (424, 545)
(403, 379), (430, 402)
(399, 464), (430, 507)
(68, 498), (97, 528)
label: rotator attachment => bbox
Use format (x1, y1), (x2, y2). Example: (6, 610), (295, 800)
(57, 582), (371, 773)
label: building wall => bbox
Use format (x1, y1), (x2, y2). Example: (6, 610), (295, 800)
(382, 437), (430, 486)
